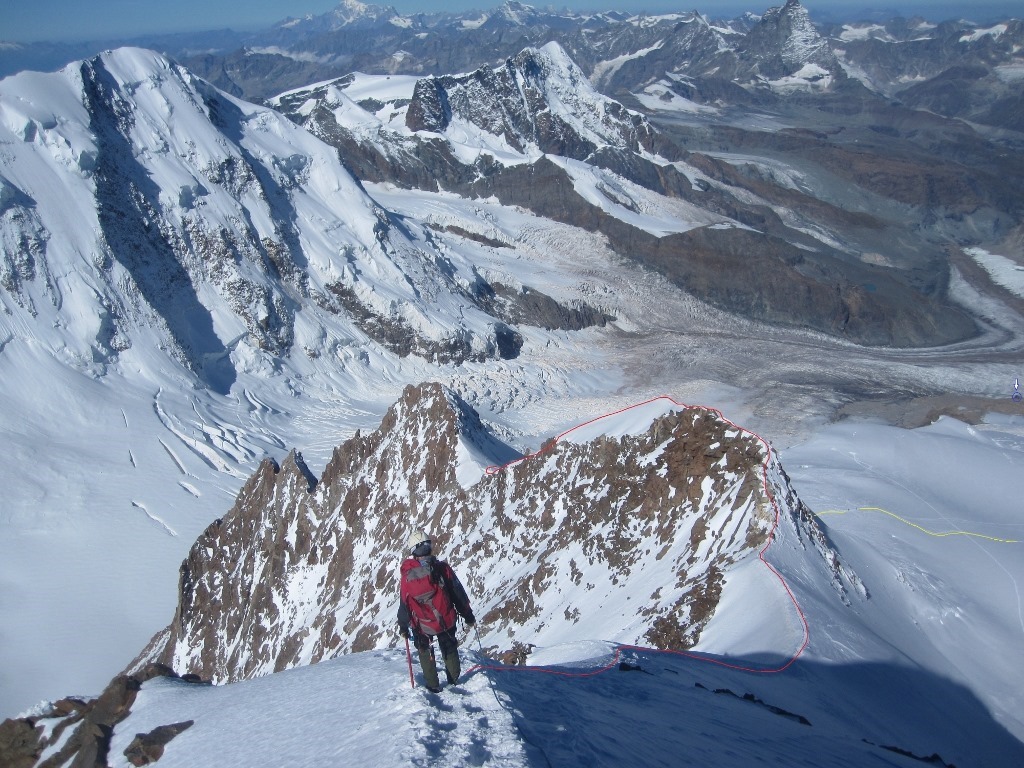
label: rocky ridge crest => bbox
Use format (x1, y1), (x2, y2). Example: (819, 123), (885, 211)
(0, 383), (864, 768)
(130, 382), (856, 685)
(405, 42), (657, 157)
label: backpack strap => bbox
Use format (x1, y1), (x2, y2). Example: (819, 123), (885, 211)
(405, 562), (433, 582)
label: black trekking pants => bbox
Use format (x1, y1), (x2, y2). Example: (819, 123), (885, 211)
(413, 627), (460, 688)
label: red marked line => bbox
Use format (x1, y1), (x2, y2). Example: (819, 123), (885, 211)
(471, 395), (810, 677)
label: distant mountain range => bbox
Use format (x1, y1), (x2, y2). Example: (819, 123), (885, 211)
(3, 1), (1023, 134)
(7, 6), (1019, 373)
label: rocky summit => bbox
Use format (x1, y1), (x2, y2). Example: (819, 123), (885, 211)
(405, 43), (657, 157)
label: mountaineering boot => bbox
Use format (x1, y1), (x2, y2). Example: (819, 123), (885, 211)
(444, 652), (461, 685)
(417, 647), (442, 692)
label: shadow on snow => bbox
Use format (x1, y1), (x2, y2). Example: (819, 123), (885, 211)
(474, 649), (1024, 768)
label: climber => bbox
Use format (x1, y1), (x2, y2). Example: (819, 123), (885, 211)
(397, 528), (476, 693)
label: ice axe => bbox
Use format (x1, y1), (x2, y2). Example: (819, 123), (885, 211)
(401, 638), (413, 692)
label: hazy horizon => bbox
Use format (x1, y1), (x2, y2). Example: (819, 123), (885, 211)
(5, 1), (1022, 44)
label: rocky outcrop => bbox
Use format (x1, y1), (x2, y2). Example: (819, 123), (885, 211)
(475, 282), (614, 331)
(130, 382), (852, 685)
(123, 721), (194, 766)
(0, 717), (42, 768)
(0, 664), (203, 768)
(327, 280), (524, 362)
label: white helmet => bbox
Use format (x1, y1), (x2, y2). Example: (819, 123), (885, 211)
(407, 528), (430, 553)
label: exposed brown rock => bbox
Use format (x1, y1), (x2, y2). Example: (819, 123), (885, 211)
(129, 382), (848, 685)
(326, 280), (523, 362)
(477, 283), (614, 332)
(0, 717), (43, 768)
(0, 664), (201, 768)
(495, 641), (535, 666)
(123, 721), (194, 766)
(645, 566), (725, 649)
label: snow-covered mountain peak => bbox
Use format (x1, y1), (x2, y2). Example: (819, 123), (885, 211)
(521, 40), (583, 79)
(493, 1), (544, 26)
(272, 1), (412, 39)
(1, 45), (541, 398)
(735, 0), (839, 88)
(404, 42), (656, 159)
(688, 9), (712, 27)
(756, 0), (835, 67)
(321, 0), (403, 30)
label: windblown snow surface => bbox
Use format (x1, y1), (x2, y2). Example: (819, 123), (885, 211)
(97, 623), (1024, 768)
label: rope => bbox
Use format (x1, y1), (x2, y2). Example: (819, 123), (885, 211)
(406, 393), (815, 757)
(470, 623), (554, 768)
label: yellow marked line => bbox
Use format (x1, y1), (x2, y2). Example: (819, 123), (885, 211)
(815, 507), (1019, 543)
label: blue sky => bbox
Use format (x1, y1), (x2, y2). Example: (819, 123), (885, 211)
(4, 1), (1022, 43)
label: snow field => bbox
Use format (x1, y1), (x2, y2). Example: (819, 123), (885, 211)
(546, 154), (731, 237)
(106, 650), (530, 768)
(783, 415), (1024, 742)
(0, 342), (240, 712)
(966, 247), (1024, 299)
(695, 552), (806, 662)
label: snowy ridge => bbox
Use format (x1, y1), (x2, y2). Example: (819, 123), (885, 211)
(133, 383), (843, 685)
(15, 410), (1024, 768)
(91, 641), (1024, 768)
